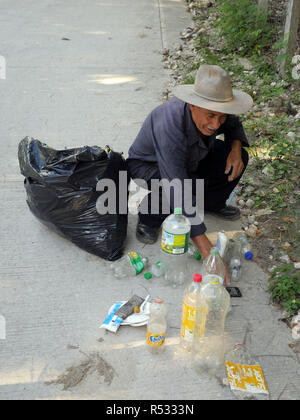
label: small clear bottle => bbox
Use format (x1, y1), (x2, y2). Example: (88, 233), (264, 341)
(233, 233), (253, 260)
(180, 274), (204, 352)
(229, 239), (242, 282)
(226, 344), (253, 365)
(223, 238), (234, 265)
(150, 261), (167, 278)
(204, 247), (226, 284)
(110, 252), (148, 278)
(187, 243), (203, 278)
(216, 231), (228, 258)
(146, 298), (167, 354)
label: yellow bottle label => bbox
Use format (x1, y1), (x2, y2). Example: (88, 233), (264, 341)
(147, 331), (166, 347)
(180, 301), (206, 342)
(225, 362), (269, 395)
(161, 229), (189, 255)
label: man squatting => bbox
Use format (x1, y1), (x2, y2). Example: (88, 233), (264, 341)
(127, 65), (253, 284)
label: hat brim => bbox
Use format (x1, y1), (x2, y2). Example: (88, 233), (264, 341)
(172, 84), (253, 114)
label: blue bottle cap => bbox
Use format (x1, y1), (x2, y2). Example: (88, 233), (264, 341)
(245, 251), (253, 260)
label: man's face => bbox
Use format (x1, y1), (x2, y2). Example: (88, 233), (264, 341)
(189, 104), (227, 136)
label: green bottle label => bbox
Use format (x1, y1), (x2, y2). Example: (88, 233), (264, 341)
(127, 252), (144, 275)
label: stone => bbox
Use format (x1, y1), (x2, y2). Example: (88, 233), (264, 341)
(294, 262), (300, 269)
(248, 215), (256, 224)
(279, 254), (290, 263)
(287, 131), (295, 141)
(237, 57), (253, 70)
(247, 226), (257, 238)
(238, 199), (245, 207)
(255, 208), (275, 217)
(244, 186), (255, 195)
(245, 199), (255, 208)
(262, 166), (274, 176)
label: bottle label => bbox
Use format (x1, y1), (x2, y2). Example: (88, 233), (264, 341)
(225, 362), (269, 395)
(127, 252), (144, 275)
(161, 229), (189, 255)
(147, 331), (166, 347)
(180, 302), (206, 342)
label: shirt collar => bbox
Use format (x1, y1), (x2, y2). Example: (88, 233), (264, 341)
(185, 103), (215, 149)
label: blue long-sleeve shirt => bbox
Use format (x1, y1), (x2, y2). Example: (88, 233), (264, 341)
(128, 97), (249, 236)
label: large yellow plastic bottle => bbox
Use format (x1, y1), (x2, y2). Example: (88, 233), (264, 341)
(180, 273), (206, 352)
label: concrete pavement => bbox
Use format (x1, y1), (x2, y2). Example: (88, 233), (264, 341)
(0, 0), (299, 400)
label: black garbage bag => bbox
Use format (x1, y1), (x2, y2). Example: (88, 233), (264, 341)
(18, 137), (128, 261)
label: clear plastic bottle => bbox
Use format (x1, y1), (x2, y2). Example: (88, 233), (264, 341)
(191, 275), (230, 376)
(160, 207), (191, 288)
(225, 344), (269, 400)
(229, 239), (242, 282)
(226, 344), (253, 365)
(204, 247), (226, 284)
(187, 242), (203, 277)
(187, 253), (204, 278)
(233, 232), (253, 260)
(187, 241), (196, 257)
(110, 251), (149, 278)
(223, 238), (234, 265)
(146, 298), (167, 354)
(150, 261), (167, 278)
(188, 241), (201, 258)
(216, 231), (228, 258)
(180, 274), (204, 352)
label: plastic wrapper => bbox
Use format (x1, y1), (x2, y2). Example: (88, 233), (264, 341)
(18, 137), (128, 261)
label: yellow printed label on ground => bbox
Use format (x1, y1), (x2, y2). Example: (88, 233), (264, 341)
(180, 302), (206, 342)
(225, 362), (269, 395)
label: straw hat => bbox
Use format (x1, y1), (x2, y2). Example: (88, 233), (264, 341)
(172, 64), (253, 114)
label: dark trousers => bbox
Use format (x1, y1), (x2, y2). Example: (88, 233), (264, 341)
(127, 140), (249, 229)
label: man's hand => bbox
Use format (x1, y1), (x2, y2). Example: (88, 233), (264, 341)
(223, 260), (231, 286)
(225, 140), (244, 182)
(192, 233), (213, 259)
(192, 234), (231, 286)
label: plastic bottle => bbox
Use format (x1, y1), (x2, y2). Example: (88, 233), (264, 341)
(180, 274), (204, 352)
(204, 247), (226, 284)
(233, 232), (253, 260)
(225, 344), (269, 400)
(110, 251), (149, 278)
(150, 261), (167, 278)
(146, 298), (167, 354)
(160, 207), (191, 288)
(240, 236), (253, 261)
(187, 241), (196, 257)
(187, 241), (200, 258)
(229, 239), (242, 282)
(216, 231), (228, 258)
(187, 253), (204, 278)
(187, 242), (203, 277)
(191, 275), (230, 376)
